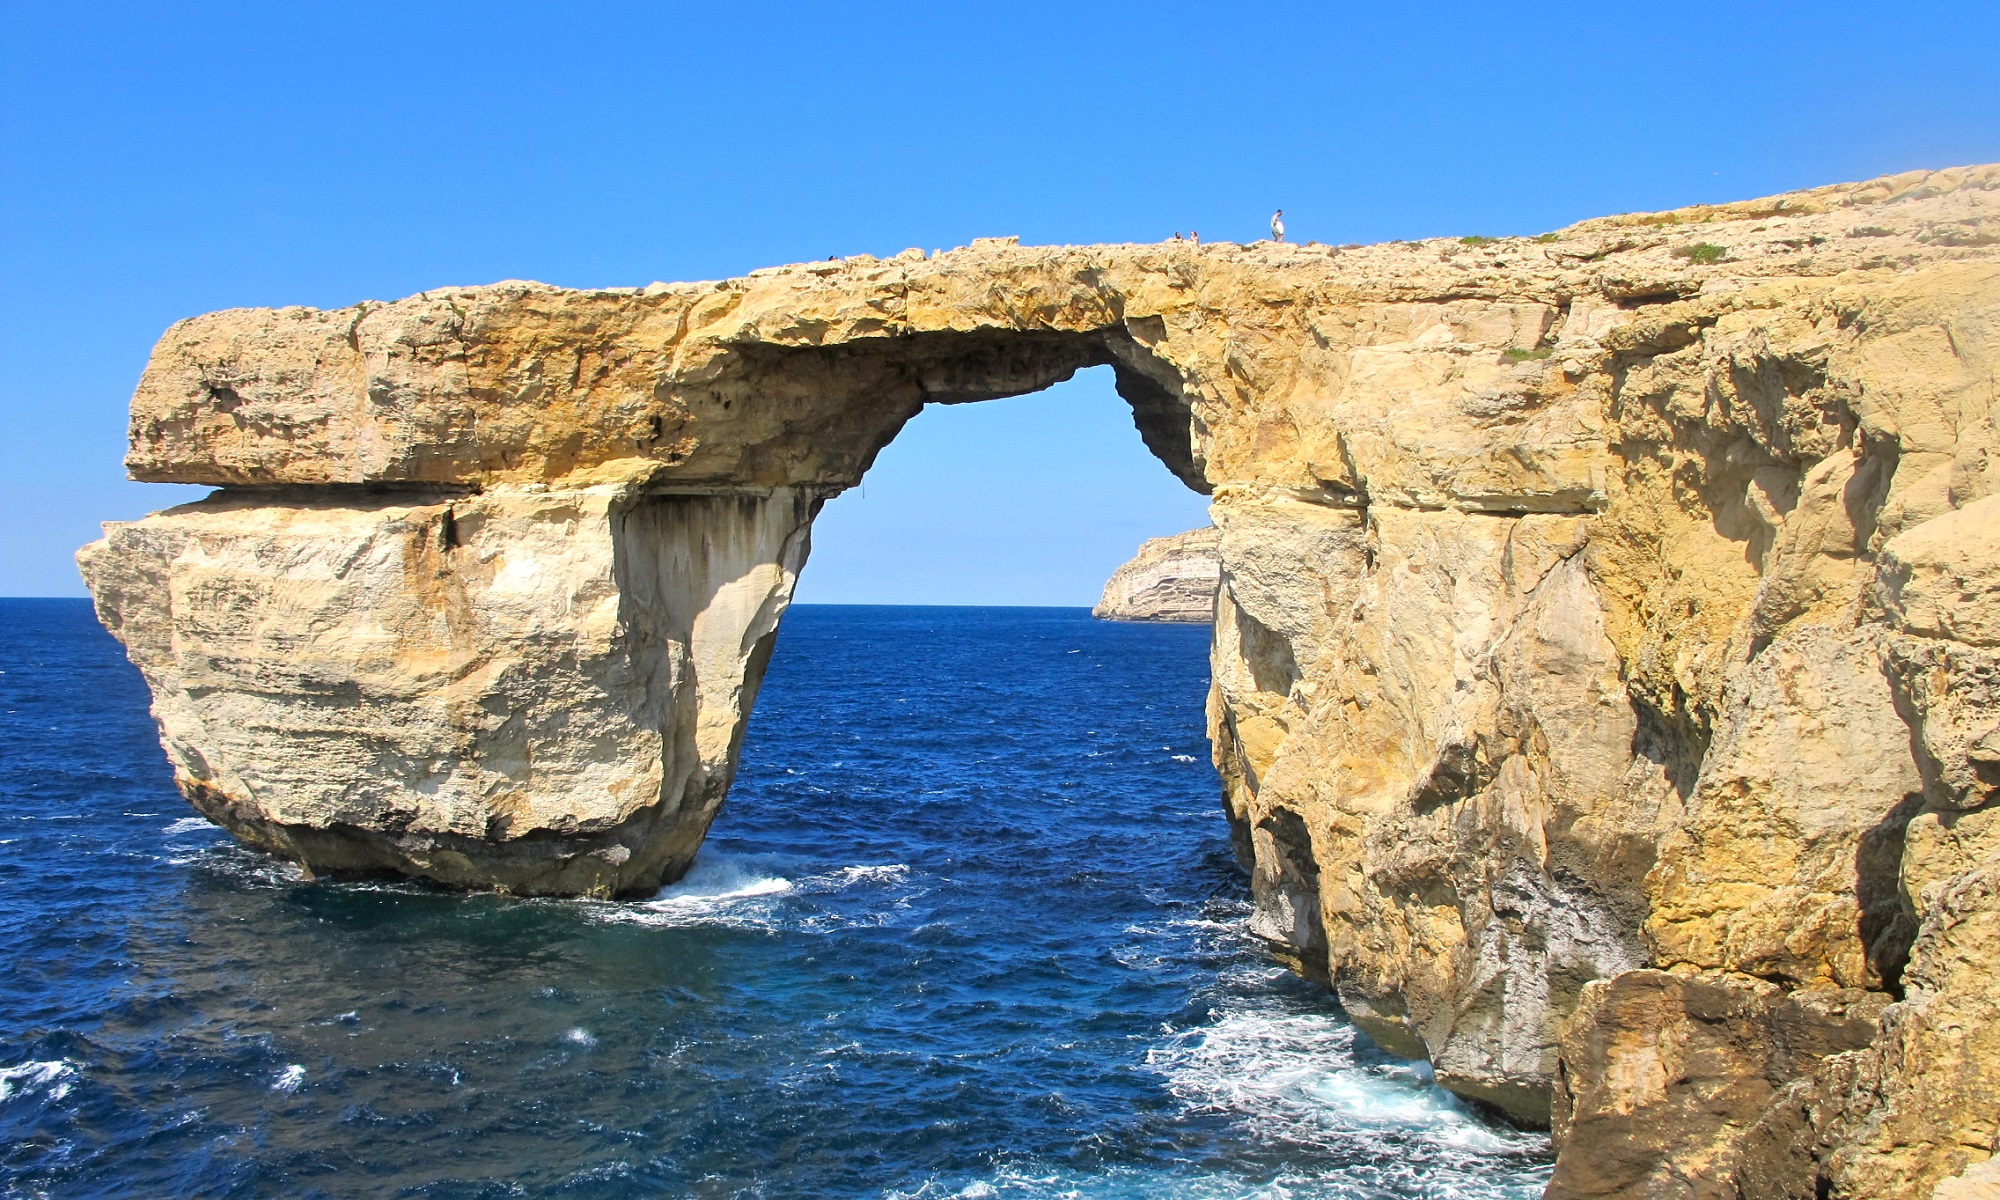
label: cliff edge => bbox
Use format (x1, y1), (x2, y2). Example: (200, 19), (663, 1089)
(79, 164), (2000, 1198)
(1093, 527), (1219, 622)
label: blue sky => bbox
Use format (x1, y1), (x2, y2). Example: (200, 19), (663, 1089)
(3, 2), (1996, 600)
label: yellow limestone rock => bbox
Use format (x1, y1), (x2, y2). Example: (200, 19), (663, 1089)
(1093, 526), (1220, 622)
(78, 486), (812, 895)
(1548, 970), (1888, 1200)
(80, 165), (2000, 1191)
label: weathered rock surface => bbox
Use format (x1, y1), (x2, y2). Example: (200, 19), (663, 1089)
(1093, 526), (1219, 622)
(1549, 970), (1888, 1199)
(79, 486), (810, 895)
(81, 166), (2000, 1195)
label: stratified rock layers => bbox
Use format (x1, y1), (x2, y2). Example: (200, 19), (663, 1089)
(1093, 527), (1220, 622)
(79, 487), (812, 896)
(81, 168), (2000, 1197)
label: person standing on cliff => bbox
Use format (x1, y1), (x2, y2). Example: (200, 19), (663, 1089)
(1270, 210), (1285, 242)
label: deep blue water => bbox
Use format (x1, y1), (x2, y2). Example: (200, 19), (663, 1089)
(0, 599), (1550, 1199)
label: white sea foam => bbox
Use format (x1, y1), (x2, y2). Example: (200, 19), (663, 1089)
(820, 864), (909, 886)
(271, 1064), (306, 1093)
(0, 1059), (78, 1104)
(1149, 1004), (1546, 1165)
(588, 851), (912, 931)
(877, 989), (1550, 1200)
(166, 846), (308, 883)
(163, 817), (216, 836)
(564, 1160), (634, 1184)
(670, 853), (796, 900)
(564, 1027), (598, 1047)
(891, 1160), (1480, 1200)
(586, 852), (797, 930)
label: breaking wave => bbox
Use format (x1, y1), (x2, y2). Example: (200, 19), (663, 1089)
(0, 1059), (78, 1105)
(585, 851), (912, 931)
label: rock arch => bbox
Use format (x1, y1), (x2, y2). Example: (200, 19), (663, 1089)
(89, 261), (1222, 898)
(81, 168), (2000, 1195)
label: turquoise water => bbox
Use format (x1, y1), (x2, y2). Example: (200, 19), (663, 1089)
(0, 600), (1550, 1198)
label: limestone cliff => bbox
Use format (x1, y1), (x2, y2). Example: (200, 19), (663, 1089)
(1093, 527), (1219, 622)
(79, 165), (2000, 1198)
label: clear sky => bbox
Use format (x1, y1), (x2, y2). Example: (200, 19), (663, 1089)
(3, 2), (1996, 600)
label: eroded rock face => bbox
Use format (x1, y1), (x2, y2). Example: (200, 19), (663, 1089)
(1093, 526), (1219, 622)
(82, 167), (2000, 1191)
(1549, 970), (1888, 1200)
(79, 486), (811, 895)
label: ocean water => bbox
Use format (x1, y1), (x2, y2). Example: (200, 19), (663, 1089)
(0, 599), (1551, 1199)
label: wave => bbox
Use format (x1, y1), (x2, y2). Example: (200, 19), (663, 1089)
(662, 853), (798, 901)
(0, 1059), (78, 1105)
(890, 1155), (1544, 1200)
(1147, 1005), (1550, 1195)
(585, 852), (910, 931)
(1155, 1006), (1497, 1142)
(880, 945), (1548, 1199)
(163, 845), (309, 883)
(817, 863), (910, 887)
(162, 816), (217, 836)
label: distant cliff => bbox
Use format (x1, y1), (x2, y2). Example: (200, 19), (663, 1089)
(1093, 527), (1219, 622)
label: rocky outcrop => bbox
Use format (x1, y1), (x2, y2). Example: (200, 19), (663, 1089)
(79, 486), (811, 895)
(80, 166), (2000, 1196)
(1093, 527), (1219, 622)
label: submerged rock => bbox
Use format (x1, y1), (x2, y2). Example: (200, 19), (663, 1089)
(79, 165), (2000, 1194)
(1093, 527), (1219, 623)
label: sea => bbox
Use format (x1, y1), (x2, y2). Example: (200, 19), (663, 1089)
(0, 599), (1552, 1199)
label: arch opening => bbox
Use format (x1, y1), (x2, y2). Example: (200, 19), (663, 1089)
(792, 364), (1212, 607)
(707, 327), (1210, 498)
(660, 358), (1223, 887)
